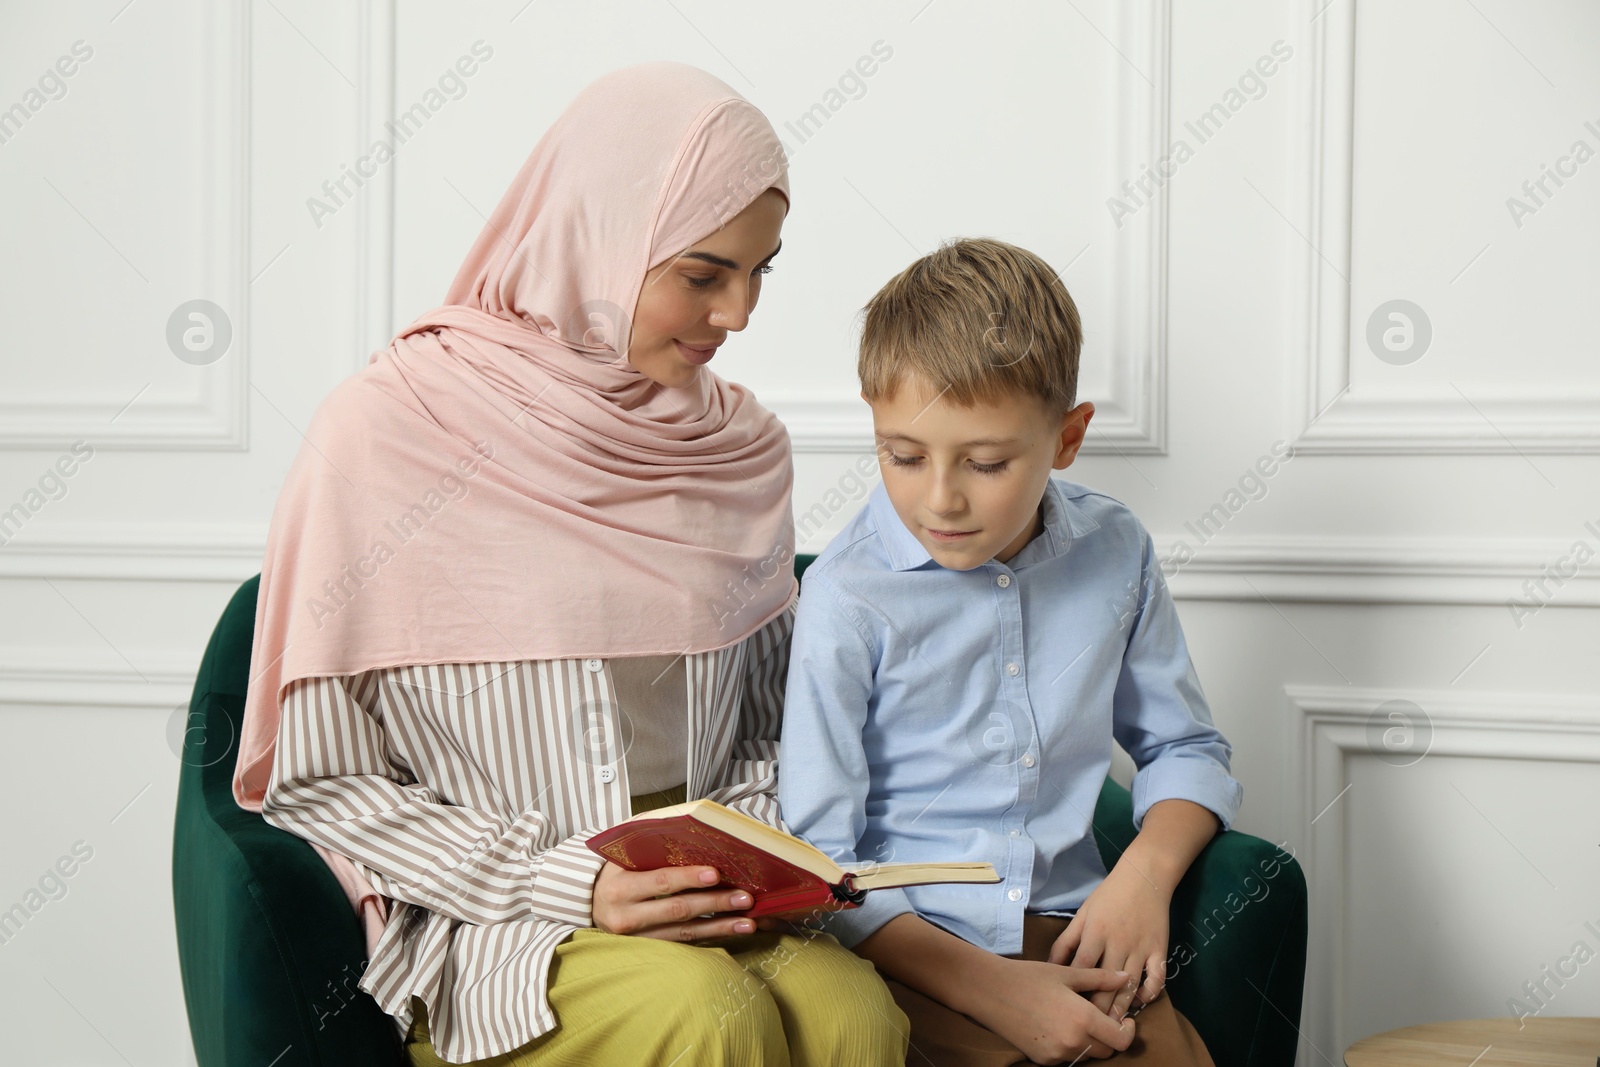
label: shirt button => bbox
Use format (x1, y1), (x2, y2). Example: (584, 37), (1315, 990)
(585, 658), (603, 673)
(1009, 828), (1021, 838)
(1021, 753), (1036, 768)
(1007, 888), (1022, 902)
(1005, 662), (1020, 676)
(996, 574), (1011, 588)
(597, 766), (615, 784)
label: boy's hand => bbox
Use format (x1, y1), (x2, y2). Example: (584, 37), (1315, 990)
(1049, 863), (1172, 1012)
(971, 957), (1137, 1063)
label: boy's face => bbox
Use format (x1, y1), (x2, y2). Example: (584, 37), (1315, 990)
(867, 375), (1095, 570)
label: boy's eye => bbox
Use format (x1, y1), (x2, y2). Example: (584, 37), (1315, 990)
(881, 452), (1008, 474)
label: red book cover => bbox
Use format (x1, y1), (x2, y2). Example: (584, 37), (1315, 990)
(586, 812), (866, 919)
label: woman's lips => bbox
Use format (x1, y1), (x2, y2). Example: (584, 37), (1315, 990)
(927, 528), (978, 543)
(675, 340), (719, 365)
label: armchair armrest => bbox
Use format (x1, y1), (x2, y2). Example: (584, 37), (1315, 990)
(173, 576), (403, 1067)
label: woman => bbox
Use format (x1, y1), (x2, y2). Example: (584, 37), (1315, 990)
(233, 62), (908, 1066)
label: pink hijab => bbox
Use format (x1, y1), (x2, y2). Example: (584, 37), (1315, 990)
(234, 62), (795, 947)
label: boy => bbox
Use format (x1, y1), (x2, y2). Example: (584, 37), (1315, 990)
(777, 238), (1241, 1066)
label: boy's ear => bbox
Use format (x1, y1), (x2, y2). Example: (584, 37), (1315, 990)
(1053, 401), (1096, 470)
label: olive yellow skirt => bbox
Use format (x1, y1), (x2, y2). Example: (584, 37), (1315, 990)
(402, 786), (909, 1067)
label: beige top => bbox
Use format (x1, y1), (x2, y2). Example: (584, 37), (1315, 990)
(606, 652), (690, 795)
(261, 598), (794, 1063)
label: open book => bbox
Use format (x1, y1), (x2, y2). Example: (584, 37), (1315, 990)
(586, 798), (999, 919)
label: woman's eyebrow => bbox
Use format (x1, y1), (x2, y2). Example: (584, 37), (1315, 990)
(677, 241), (782, 272)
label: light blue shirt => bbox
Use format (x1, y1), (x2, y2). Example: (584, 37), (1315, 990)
(776, 477), (1243, 952)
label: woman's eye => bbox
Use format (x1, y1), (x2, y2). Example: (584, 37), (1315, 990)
(685, 274), (717, 289)
(755, 263), (774, 276)
(884, 452), (921, 468)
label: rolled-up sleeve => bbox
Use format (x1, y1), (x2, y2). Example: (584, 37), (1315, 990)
(825, 883), (915, 948)
(1111, 529), (1244, 831)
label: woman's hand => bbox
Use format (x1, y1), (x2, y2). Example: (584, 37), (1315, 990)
(591, 862), (757, 941)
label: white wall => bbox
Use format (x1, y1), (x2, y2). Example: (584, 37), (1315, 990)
(2, 1), (1596, 1062)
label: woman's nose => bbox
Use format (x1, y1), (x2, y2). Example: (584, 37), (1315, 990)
(709, 280), (753, 332)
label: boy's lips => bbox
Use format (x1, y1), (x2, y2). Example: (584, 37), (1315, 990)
(926, 527), (979, 543)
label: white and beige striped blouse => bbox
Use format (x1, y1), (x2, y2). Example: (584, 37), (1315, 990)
(260, 597), (796, 1064)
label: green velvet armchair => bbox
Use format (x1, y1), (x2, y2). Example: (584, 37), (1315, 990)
(173, 557), (1307, 1066)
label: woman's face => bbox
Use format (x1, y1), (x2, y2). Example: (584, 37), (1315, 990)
(627, 188), (786, 389)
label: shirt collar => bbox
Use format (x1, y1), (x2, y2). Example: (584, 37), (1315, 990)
(868, 477), (1101, 573)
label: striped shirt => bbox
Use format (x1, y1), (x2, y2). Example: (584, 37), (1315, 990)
(261, 597), (795, 1063)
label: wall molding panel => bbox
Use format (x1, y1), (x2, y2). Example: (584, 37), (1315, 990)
(356, 0), (398, 372)
(5, 524), (1597, 611)
(0, 2), (251, 452)
(1285, 0), (1600, 455)
(767, 0), (1171, 454)
(1285, 685), (1600, 1055)
(0, 659), (195, 713)
(1090, 0), (1171, 457)
(355, 0), (1172, 456)
(0, 524), (264, 582)
(1160, 533), (1600, 606)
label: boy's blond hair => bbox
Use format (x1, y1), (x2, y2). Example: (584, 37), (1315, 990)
(858, 237), (1082, 415)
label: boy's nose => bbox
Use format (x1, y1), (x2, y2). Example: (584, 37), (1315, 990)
(926, 477), (966, 516)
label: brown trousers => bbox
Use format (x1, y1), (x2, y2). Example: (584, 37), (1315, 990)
(883, 915), (1215, 1067)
